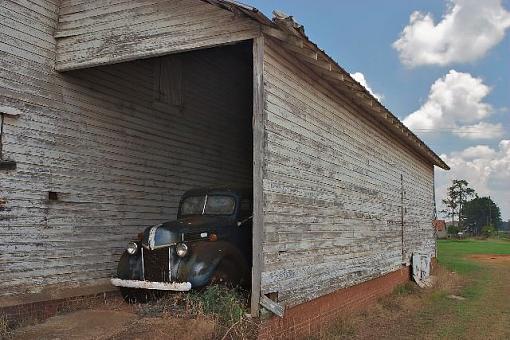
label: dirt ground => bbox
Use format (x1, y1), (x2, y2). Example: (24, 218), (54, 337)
(8, 252), (510, 340)
(318, 252), (510, 340)
(467, 254), (510, 263)
(11, 309), (216, 340)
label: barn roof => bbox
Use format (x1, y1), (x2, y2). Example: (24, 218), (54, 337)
(201, 0), (450, 170)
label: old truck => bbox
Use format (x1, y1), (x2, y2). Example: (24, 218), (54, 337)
(111, 187), (253, 301)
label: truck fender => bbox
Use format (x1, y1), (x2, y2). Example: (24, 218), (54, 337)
(177, 240), (249, 288)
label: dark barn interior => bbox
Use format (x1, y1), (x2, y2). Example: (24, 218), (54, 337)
(50, 42), (254, 287)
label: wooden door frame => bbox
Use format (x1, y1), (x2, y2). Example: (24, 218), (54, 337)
(251, 34), (265, 317)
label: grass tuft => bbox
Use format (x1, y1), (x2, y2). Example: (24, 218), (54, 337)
(186, 285), (247, 325)
(134, 286), (257, 339)
(320, 317), (355, 339)
(393, 281), (419, 296)
(186, 286), (258, 339)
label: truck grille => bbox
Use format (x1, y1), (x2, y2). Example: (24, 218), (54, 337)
(143, 248), (170, 282)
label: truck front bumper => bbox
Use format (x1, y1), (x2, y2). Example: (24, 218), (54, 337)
(110, 278), (192, 291)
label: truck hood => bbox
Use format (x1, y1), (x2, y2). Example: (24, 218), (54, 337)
(142, 216), (233, 249)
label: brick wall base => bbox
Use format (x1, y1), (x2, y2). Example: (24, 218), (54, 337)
(1, 266), (413, 336)
(259, 266), (411, 339)
(0, 289), (120, 327)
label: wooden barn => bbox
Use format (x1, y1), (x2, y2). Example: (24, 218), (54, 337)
(0, 0), (448, 336)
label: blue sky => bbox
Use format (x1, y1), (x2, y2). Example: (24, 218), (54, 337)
(248, 0), (510, 219)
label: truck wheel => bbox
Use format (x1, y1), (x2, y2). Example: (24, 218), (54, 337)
(210, 259), (245, 287)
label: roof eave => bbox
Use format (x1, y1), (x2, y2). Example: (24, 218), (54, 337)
(200, 0), (450, 171)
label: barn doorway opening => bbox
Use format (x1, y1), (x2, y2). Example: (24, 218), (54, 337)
(63, 41), (254, 297)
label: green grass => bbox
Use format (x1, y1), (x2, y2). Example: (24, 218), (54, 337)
(314, 238), (510, 339)
(437, 238), (510, 274)
(431, 238), (510, 338)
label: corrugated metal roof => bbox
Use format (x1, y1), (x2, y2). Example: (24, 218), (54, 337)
(200, 0), (449, 170)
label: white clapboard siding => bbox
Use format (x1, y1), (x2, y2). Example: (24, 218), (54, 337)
(0, 0), (253, 296)
(260, 42), (434, 307)
(54, 0), (261, 71)
(2, 0), (439, 312)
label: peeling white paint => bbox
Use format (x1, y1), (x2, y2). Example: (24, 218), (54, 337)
(412, 253), (432, 288)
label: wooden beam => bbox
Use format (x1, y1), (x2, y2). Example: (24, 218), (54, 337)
(263, 26), (370, 93)
(260, 295), (284, 317)
(290, 51), (334, 72)
(280, 41), (318, 60)
(251, 34), (265, 317)
(262, 25), (302, 46)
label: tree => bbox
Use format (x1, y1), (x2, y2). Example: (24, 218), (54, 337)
(481, 224), (496, 238)
(462, 196), (502, 235)
(441, 179), (476, 227)
(441, 188), (458, 225)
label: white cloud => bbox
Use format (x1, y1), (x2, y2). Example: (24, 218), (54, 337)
(393, 0), (510, 67)
(403, 70), (504, 139)
(350, 72), (383, 101)
(454, 122), (504, 139)
(452, 145), (496, 160)
(436, 140), (510, 220)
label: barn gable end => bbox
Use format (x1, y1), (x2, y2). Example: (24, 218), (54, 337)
(55, 0), (261, 71)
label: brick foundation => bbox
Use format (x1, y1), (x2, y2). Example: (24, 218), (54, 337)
(258, 266), (411, 339)
(0, 288), (120, 327)
(1, 266), (412, 336)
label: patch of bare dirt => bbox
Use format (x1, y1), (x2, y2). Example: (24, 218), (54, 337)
(12, 309), (137, 340)
(111, 316), (216, 340)
(467, 254), (510, 263)
(11, 309), (216, 340)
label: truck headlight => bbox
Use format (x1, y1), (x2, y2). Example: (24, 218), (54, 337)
(126, 242), (138, 255)
(176, 243), (188, 257)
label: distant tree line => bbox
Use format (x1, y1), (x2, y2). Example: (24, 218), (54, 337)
(441, 179), (502, 235)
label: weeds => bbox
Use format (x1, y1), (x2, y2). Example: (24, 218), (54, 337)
(134, 286), (258, 339)
(393, 282), (419, 296)
(319, 317), (355, 339)
(187, 286), (247, 324)
(0, 313), (11, 339)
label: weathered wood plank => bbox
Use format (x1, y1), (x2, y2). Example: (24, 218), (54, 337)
(260, 41), (435, 307)
(251, 35), (265, 317)
(1, 1), (254, 296)
(54, 0), (261, 71)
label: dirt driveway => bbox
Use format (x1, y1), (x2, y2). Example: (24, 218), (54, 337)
(12, 309), (215, 340)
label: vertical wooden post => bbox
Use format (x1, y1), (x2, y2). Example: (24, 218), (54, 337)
(251, 35), (265, 317)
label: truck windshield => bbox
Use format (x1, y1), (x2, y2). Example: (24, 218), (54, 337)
(180, 195), (235, 216)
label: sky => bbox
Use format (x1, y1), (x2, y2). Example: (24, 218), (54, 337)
(247, 0), (510, 220)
